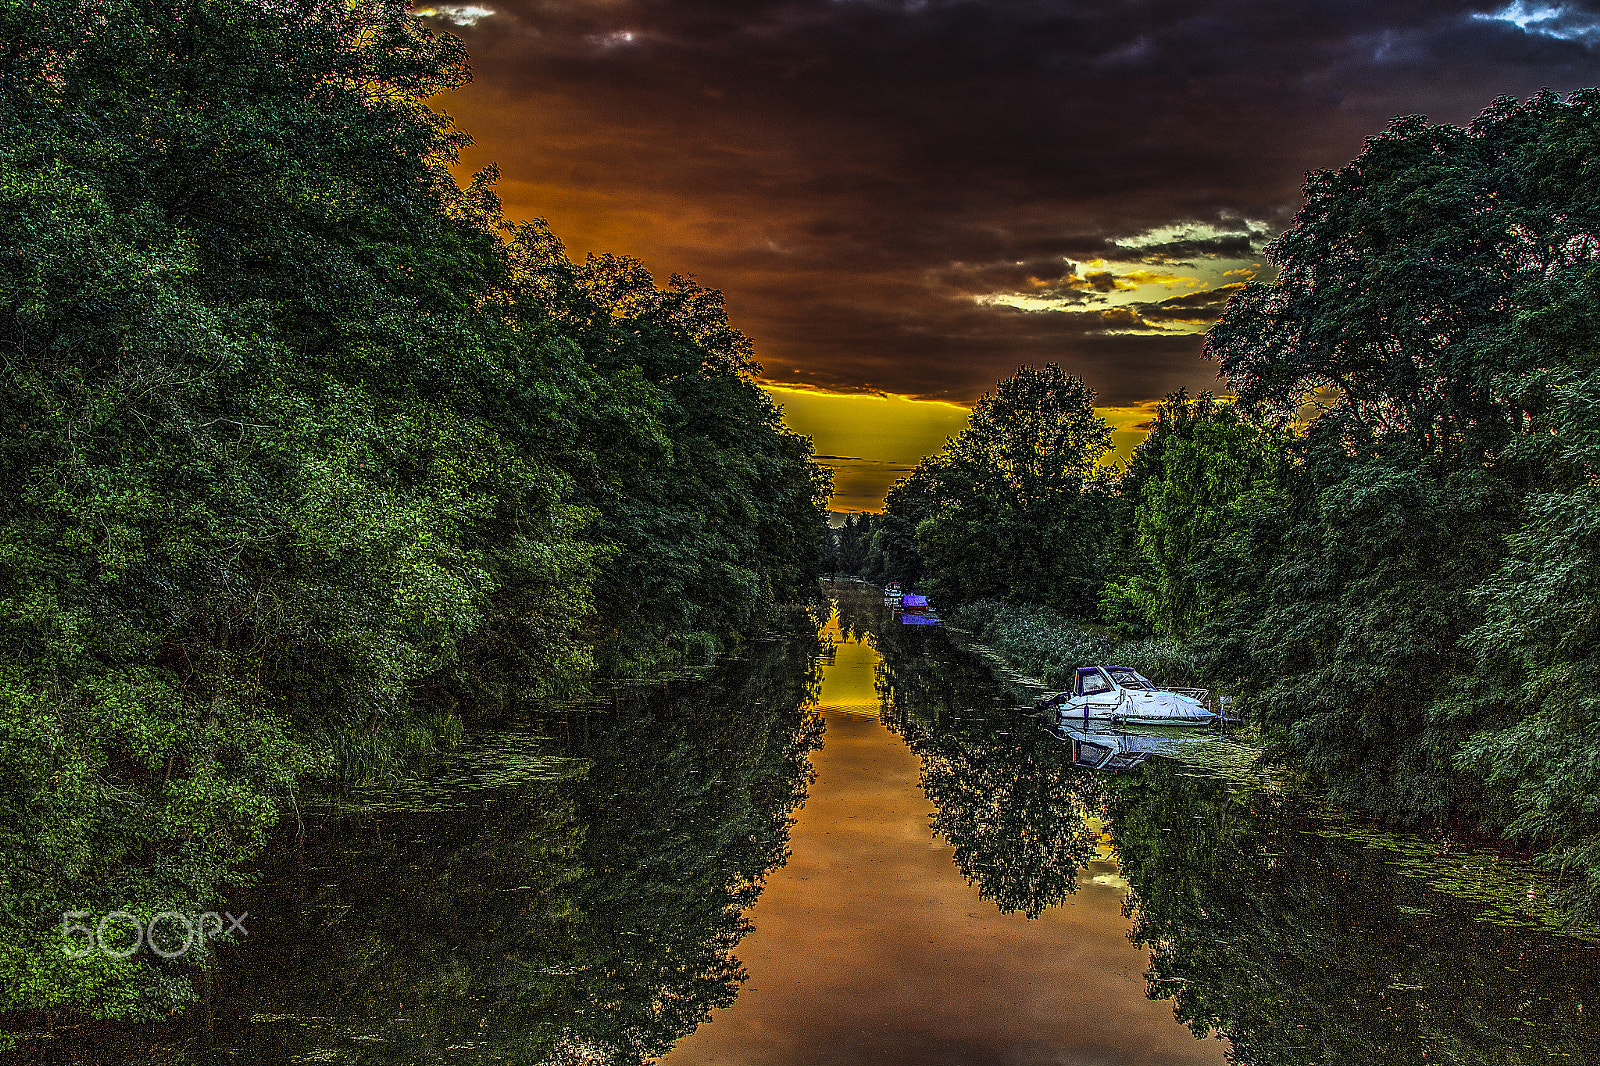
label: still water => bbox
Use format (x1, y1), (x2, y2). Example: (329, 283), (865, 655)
(662, 610), (1221, 1066)
(23, 592), (1600, 1065)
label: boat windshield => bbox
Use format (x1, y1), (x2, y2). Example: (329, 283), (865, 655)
(1107, 668), (1154, 691)
(1079, 670), (1113, 696)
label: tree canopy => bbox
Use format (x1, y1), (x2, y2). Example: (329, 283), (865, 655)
(869, 92), (1600, 922)
(0, 0), (828, 1032)
(868, 363), (1114, 612)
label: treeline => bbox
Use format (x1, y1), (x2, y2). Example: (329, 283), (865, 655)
(828, 512), (876, 577)
(863, 91), (1600, 921)
(22, 630), (826, 1065)
(0, 0), (826, 1032)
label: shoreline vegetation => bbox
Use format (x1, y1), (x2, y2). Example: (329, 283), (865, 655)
(848, 92), (1600, 929)
(936, 595), (1599, 943)
(0, 0), (829, 1041)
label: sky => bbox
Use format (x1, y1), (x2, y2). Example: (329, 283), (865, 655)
(421, 0), (1600, 509)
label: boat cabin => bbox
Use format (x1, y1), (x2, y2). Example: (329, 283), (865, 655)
(1074, 666), (1154, 697)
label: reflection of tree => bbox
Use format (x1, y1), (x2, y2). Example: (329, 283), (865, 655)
(865, 600), (1600, 1061)
(870, 615), (1106, 918)
(829, 584), (889, 646)
(1111, 766), (1600, 1065)
(563, 641), (825, 1062)
(913, 724), (1103, 919)
(38, 634), (823, 1066)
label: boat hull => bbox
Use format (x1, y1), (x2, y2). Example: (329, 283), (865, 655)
(1051, 694), (1216, 726)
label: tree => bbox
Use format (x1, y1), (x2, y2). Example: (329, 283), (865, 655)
(835, 513), (874, 577)
(875, 364), (1114, 611)
(1113, 392), (1287, 641)
(1203, 91), (1600, 829)
(1452, 282), (1600, 920)
(864, 464), (940, 588)
(506, 230), (831, 670)
(0, 0), (829, 1031)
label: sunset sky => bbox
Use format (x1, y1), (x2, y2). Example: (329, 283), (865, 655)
(423, 0), (1600, 509)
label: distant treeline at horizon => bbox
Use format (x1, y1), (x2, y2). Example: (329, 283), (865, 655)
(847, 90), (1600, 926)
(0, 0), (829, 1037)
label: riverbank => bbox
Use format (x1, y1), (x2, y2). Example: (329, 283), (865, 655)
(947, 598), (1207, 693)
(863, 586), (1600, 941)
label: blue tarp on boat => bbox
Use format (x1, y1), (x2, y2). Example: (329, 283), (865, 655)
(902, 593), (930, 609)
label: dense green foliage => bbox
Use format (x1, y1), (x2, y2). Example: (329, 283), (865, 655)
(869, 91), (1600, 920)
(949, 599), (1205, 692)
(0, 0), (827, 1034)
(1200, 92), (1600, 887)
(863, 596), (1600, 1062)
(864, 363), (1114, 612)
(830, 511), (874, 578)
(12, 630), (825, 1064)
(1102, 391), (1287, 641)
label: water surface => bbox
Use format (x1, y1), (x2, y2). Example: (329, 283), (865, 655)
(18, 595), (1600, 1065)
(662, 612), (1225, 1065)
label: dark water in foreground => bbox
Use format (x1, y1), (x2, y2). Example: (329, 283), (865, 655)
(20, 595), (1600, 1065)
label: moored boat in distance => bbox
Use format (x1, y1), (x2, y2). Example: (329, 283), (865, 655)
(1035, 666), (1215, 726)
(884, 581), (903, 607)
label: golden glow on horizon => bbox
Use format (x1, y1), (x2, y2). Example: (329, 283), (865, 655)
(1098, 403), (1164, 472)
(764, 385), (1161, 511)
(762, 385), (972, 513)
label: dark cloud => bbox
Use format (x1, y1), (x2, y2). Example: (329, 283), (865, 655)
(1107, 233), (1263, 264)
(430, 0), (1600, 405)
(1134, 283), (1247, 324)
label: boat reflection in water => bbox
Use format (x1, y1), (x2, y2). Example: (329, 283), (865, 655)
(896, 590), (938, 625)
(1042, 719), (1220, 770)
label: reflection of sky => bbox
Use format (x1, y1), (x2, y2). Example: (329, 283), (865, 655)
(814, 609), (884, 714)
(662, 613), (1224, 1066)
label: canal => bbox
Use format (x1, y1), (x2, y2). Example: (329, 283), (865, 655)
(662, 605), (1220, 1066)
(23, 591), (1600, 1065)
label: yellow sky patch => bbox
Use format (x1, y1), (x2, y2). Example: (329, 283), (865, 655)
(1081, 261), (1199, 289)
(764, 385), (1162, 511)
(1097, 403), (1164, 472)
(761, 385), (971, 512)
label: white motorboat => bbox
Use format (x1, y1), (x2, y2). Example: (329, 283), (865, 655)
(1035, 666), (1215, 726)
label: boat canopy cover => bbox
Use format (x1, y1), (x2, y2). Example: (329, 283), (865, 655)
(902, 593), (929, 608)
